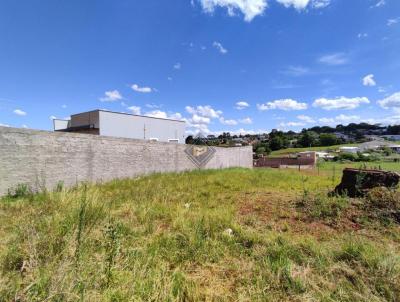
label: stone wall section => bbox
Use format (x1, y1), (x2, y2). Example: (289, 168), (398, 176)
(0, 127), (253, 195)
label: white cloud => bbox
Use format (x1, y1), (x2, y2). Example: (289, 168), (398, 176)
(318, 53), (349, 65)
(357, 33), (368, 39)
(185, 123), (211, 136)
(13, 109), (27, 116)
(0, 123), (10, 127)
(235, 101), (250, 110)
(311, 0), (330, 8)
(387, 18), (400, 26)
(279, 121), (306, 128)
(378, 92), (400, 110)
(257, 99), (308, 111)
(362, 74), (376, 87)
(213, 41), (228, 54)
(318, 117), (335, 125)
(276, 0), (330, 10)
(281, 65), (309, 76)
(374, 0), (385, 7)
(382, 115), (400, 125)
(314, 115), (400, 127)
(297, 115), (315, 123)
(185, 105), (222, 118)
(335, 114), (360, 123)
(185, 104), (223, 135)
(128, 106), (141, 115)
(131, 84), (152, 93)
(313, 96), (370, 110)
(21, 124), (28, 129)
(276, 0), (310, 10)
(239, 117), (252, 124)
(196, 0), (329, 22)
(197, 0), (268, 22)
(185, 116), (212, 135)
(169, 112), (184, 120)
(219, 117), (238, 125)
(192, 114), (211, 124)
(318, 114), (360, 126)
(61, 104), (67, 109)
(100, 90), (123, 102)
(146, 103), (162, 109)
(174, 63), (181, 70)
(49, 115), (57, 120)
(145, 110), (183, 120)
(218, 116), (252, 126)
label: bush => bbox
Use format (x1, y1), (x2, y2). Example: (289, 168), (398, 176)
(334, 153), (358, 162)
(334, 152), (381, 163)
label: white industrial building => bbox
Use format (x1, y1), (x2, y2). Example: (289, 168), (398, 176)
(339, 146), (360, 154)
(54, 110), (186, 144)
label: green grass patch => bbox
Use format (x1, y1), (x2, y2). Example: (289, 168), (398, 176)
(0, 168), (399, 301)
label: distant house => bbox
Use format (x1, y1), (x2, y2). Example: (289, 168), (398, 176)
(388, 145), (400, 154)
(359, 140), (396, 151)
(382, 135), (400, 141)
(298, 151), (334, 160)
(339, 146), (360, 154)
(53, 109), (186, 144)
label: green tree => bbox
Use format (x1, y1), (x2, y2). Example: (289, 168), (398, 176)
(185, 135), (194, 144)
(269, 136), (286, 151)
(319, 133), (339, 146)
(298, 131), (319, 148)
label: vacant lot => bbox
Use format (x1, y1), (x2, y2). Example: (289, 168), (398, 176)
(1, 168), (399, 301)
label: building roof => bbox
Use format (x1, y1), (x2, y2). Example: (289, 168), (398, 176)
(71, 109), (186, 123)
(358, 140), (392, 151)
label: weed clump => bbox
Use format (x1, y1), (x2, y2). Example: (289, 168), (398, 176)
(296, 192), (350, 224)
(364, 187), (400, 224)
(7, 183), (32, 198)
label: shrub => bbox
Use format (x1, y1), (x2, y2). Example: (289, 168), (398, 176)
(334, 152), (381, 163)
(334, 153), (358, 162)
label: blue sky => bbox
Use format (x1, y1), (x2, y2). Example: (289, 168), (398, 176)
(0, 0), (400, 135)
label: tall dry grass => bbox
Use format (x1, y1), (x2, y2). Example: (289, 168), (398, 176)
(0, 168), (399, 301)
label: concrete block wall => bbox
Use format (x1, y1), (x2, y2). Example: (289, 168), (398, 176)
(0, 127), (253, 195)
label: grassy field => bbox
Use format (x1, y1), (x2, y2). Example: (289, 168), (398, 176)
(317, 161), (400, 173)
(1, 168), (400, 301)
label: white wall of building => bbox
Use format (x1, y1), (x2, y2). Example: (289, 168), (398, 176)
(53, 119), (70, 131)
(99, 110), (186, 143)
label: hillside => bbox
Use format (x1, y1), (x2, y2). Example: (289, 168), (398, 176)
(1, 168), (400, 301)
